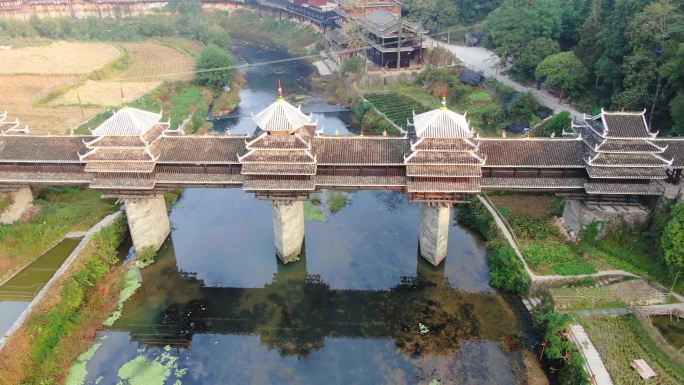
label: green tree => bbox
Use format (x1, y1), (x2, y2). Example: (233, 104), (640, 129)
(669, 93), (684, 136)
(404, 0), (460, 32)
(535, 51), (587, 100)
(619, 1), (683, 127)
(662, 203), (684, 269)
(483, 0), (563, 62)
(545, 111), (571, 136)
(515, 37), (560, 77)
(194, 44), (237, 91)
(341, 57), (365, 75)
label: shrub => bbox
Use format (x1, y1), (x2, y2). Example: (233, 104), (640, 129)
(533, 309), (590, 385)
(661, 202), (684, 269)
(194, 44), (237, 91)
(488, 246), (531, 294)
(341, 57), (365, 75)
(457, 198), (496, 240)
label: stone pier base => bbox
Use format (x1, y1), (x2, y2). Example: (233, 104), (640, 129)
(419, 204), (452, 267)
(0, 187), (33, 224)
(272, 201), (305, 264)
(562, 199), (650, 238)
(124, 196), (170, 254)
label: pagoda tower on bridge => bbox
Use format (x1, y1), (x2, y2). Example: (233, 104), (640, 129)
(238, 81), (317, 263)
(405, 96), (485, 266)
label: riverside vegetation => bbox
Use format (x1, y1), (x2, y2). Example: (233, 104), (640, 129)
(0, 187), (116, 283)
(0, 218), (126, 384)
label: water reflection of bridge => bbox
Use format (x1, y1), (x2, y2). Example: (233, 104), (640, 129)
(112, 242), (525, 356)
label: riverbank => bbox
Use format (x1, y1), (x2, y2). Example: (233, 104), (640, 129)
(0, 214), (127, 384)
(0, 187), (116, 284)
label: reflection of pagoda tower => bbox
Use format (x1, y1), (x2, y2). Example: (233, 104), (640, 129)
(405, 94), (485, 266)
(239, 81), (317, 264)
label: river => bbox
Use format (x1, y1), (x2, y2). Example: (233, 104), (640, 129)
(72, 44), (543, 385)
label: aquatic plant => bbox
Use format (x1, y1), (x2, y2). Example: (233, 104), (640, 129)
(64, 343), (102, 385)
(304, 201), (327, 222)
(327, 192), (349, 214)
(103, 268), (141, 327)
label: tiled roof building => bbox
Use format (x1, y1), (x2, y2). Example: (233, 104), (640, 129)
(572, 109), (672, 196)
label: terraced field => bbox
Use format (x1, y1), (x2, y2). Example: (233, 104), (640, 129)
(364, 92), (427, 129)
(54, 42), (195, 107)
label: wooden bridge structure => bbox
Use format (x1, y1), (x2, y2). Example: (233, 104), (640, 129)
(0, 96), (682, 266)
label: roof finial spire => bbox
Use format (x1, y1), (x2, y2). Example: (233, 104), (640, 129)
(441, 85), (447, 110)
(277, 79), (284, 101)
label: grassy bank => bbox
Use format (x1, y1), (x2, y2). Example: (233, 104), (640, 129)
(0, 218), (127, 385)
(0, 187), (116, 283)
(488, 194), (684, 293)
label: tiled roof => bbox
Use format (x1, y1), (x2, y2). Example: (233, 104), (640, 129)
(243, 178), (315, 191)
(0, 136), (85, 163)
(253, 98), (312, 132)
(315, 175), (405, 187)
(87, 136), (147, 148)
(587, 152), (669, 167)
(584, 182), (662, 195)
(84, 162), (156, 173)
(406, 164), (481, 177)
(654, 139), (684, 168)
(91, 107), (163, 136)
(155, 173), (243, 185)
(154, 136), (245, 164)
(239, 150), (315, 164)
(479, 139), (585, 167)
(411, 106), (472, 138)
(82, 148), (153, 161)
(602, 111), (651, 138)
(90, 176), (156, 190)
(407, 177), (480, 193)
(0, 172), (91, 183)
(406, 151), (483, 165)
(411, 137), (478, 151)
(246, 133), (310, 150)
(481, 177), (586, 189)
(241, 163), (317, 175)
(586, 165), (667, 179)
(597, 140), (664, 153)
(313, 137), (408, 165)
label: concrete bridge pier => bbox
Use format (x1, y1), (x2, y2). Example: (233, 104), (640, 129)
(0, 187), (34, 224)
(419, 204), (452, 267)
(272, 200), (305, 264)
(124, 195), (170, 254)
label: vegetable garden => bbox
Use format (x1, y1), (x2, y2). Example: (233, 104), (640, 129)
(363, 92), (427, 130)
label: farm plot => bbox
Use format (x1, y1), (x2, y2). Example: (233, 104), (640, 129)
(0, 74), (101, 134)
(0, 41), (121, 75)
(582, 316), (684, 385)
(364, 92), (426, 129)
(52, 42), (196, 107)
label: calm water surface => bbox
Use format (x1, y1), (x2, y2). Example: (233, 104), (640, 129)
(75, 45), (538, 385)
(0, 237), (81, 336)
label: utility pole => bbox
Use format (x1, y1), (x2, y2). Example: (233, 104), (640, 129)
(396, 15), (403, 69)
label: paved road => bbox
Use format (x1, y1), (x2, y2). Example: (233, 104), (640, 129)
(425, 37), (584, 119)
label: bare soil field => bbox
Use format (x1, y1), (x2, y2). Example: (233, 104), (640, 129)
(53, 42), (195, 107)
(0, 41), (121, 75)
(0, 74), (101, 133)
(0, 40), (197, 132)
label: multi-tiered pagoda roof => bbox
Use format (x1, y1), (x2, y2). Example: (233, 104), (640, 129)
(79, 107), (169, 190)
(239, 84), (317, 197)
(404, 98), (484, 202)
(572, 109), (672, 195)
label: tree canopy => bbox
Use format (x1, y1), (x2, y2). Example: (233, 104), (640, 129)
(195, 45), (237, 91)
(482, 0), (563, 62)
(515, 37), (561, 77)
(535, 51), (587, 99)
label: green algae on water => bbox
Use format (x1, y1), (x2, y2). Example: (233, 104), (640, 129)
(304, 201), (327, 222)
(65, 342), (102, 385)
(104, 268), (141, 327)
(117, 351), (185, 385)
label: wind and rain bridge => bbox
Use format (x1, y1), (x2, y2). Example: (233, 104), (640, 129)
(0, 91), (682, 266)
